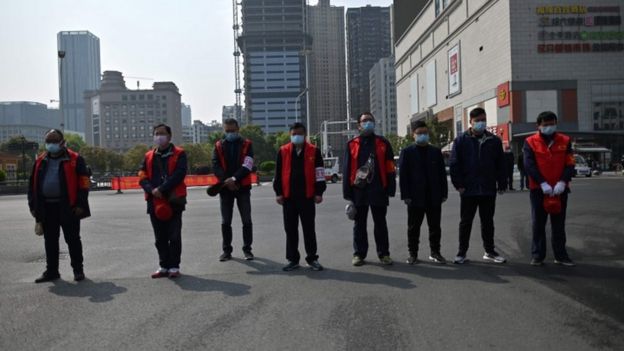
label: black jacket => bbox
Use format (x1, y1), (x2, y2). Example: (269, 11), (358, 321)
(449, 130), (506, 197)
(399, 144), (448, 208)
(273, 144), (326, 199)
(28, 149), (91, 223)
(139, 144), (188, 214)
(212, 138), (254, 192)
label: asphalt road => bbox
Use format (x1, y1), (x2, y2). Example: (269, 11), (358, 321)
(1, 176), (623, 350)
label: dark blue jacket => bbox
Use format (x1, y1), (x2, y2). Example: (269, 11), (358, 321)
(139, 144), (188, 214)
(399, 144), (448, 208)
(449, 130), (506, 197)
(342, 134), (396, 207)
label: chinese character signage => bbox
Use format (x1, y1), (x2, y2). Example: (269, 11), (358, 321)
(497, 82), (510, 108)
(448, 43), (461, 96)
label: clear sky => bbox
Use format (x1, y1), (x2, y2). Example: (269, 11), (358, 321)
(0, 0), (392, 123)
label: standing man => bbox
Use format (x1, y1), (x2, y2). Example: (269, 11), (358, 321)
(28, 129), (91, 283)
(517, 150), (528, 191)
(139, 124), (188, 278)
(399, 120), (448, 265)
(213, 118), (254, 261)
(273, 123), (326, 271)
(343, 112), (396, 266)
(449, 107), (507, 264)
(504, 146), (516, 191)
(524, 111), (576, 266)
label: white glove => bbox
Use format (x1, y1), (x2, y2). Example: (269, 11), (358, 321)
(553, 181), (566, 195)
(540, 182), (553, 196)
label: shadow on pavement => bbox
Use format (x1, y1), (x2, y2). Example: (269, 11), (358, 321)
(172, 274), (251, 297)
(238, 257), (416, 290)
(49, 279), (127, 303)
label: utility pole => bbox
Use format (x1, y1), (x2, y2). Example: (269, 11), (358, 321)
(232, 0), (243, 121)
(58, 50), (65, 132)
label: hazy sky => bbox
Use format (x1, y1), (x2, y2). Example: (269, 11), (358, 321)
(0, 0), (392, 123)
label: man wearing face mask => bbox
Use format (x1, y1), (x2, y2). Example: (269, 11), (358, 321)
(139, 124), (188, 278)
(398, 120), (448, 264)
(273, 123), (326, 271)
(450, 107), (507, 264)
(212, 118), (255, 261)
(343, 112), (396, 266)
(523, 111), (576, 267)
(28, 129), (91, 283)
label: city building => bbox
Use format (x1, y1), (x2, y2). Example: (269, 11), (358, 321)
(346, 5), (392, 121)
(181, 103), (193, 143)
(308, 0), (348, 158)
(394, 0), (624, 166)
(238, 0), (310, 134)
(0, 101), (60, 144)
(222, 104), (245, 124)
(84, 71), (182, 152)
(192, 120), (222, 144)
(57, 31), (101, 135)
(369, 56), (398, 136)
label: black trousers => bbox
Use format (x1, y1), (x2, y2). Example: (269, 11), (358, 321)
(519, 171), (529, 190)
(530, 191), (570, 261)
(407, 205), (442, 255)
(42, 202), (83, 274)
(353, 205), (390, 259)
(149, 211), (183, 269)
(283, 198), (318, 264)
(220, 191), (253, 254)
(507, 170), (515, 190)
(458, 196), (496, 255)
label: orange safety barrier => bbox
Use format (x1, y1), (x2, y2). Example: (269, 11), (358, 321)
(111, 173), (259, 191)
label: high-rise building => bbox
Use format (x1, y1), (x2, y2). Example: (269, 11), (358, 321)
(222, 105), (245, 124)
(84, 71), (182, 152)
(369, 56), (397, 136)
(192, 120), (222, 144)
(238, 0), (310, 134)
(0, 102), (60, 144)
(181, 103), (193, 144)
(346, 6), (392, 121)
(308, 0), (348, 158)
(57, 31), (101, 135)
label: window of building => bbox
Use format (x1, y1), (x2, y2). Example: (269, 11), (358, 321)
(147, 94), (153, 100)
(139, 95), (145, 100)
(435, 0), (453, 17)
(122, 95), (128, 101)
(131, 95), (136, 101)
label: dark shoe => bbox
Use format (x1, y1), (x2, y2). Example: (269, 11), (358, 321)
(151, 268), (169, 279)
(429, 252), (447, 264)
(35, 271), (60, 283)
(554, 258), (576, 267)
(483, 251), (507, 264)
(406, 255), (419, 265)
(453, 253), (467, 264)
(379, 256), (393, 265)
(73, 271), (85, 282)
(307, 260), (324, 271)
(243, 251), (254, 261)
(282, 261), (300, 272)
(219, 252), (232, 262)
(530, 258), (544, 266)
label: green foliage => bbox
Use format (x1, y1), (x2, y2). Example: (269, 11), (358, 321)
(259, 160), (276, 173)
(386, 133), (414, 155)
(123, 144), (150, 173)
(426, 119), (452, 147)
(239, 125), (274, 165)
(0, 169), (6, 182)
(180, 143), (213, 172)
(64, 133), (86, 152)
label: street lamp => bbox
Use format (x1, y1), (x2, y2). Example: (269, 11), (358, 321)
(58, 50), (66, 132)
(295, 88), (308, 123)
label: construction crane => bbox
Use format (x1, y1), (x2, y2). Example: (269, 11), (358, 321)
(125, 76), (154, 90)
(232, 0), (242, 121)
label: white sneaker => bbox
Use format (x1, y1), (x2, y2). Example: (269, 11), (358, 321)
(453, 255), (467, 264)
(483, 252), (507, 263)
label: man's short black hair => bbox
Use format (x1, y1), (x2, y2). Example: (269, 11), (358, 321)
(223, 118), (239, 128)
(153, 123), (172, 135)
(45, 128), (64, 140)
(411, 120), (428, 132)
(290, 122), (306, 132)
(469, 107), (486, 119)
(536, 111), (558, 125)
(358, 112), (375, 123)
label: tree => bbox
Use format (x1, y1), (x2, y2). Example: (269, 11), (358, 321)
(64, 133), (86, 152)
(386, 133), (413, 155)
(180, 143), (212, 173)
(0, 169), (6, 182)
(123, 144), (150, 173)
(240, 125), (274, 165)
(207, 131), (224, 146)
(427, 119), (451, 147)
(272, 131), (290, 151)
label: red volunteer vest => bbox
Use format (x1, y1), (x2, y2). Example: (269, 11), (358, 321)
(141, 146), (188, 200)
(349, 136), (395, 188)
(280, 142), (317, 199)
(33, 148), (88, 207)
(215, 139), (253, 186)
(526, 132), (575, 190)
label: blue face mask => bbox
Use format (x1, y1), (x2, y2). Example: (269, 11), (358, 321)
(45, 143), (61, 154)
(415, 134), (430, 145)
(539, 125), (557, 136)
(472, 121), (487, 133)
(361, 121), (375, 134)
(225, 132), (240, 141)
(291, 135), (305, 145)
